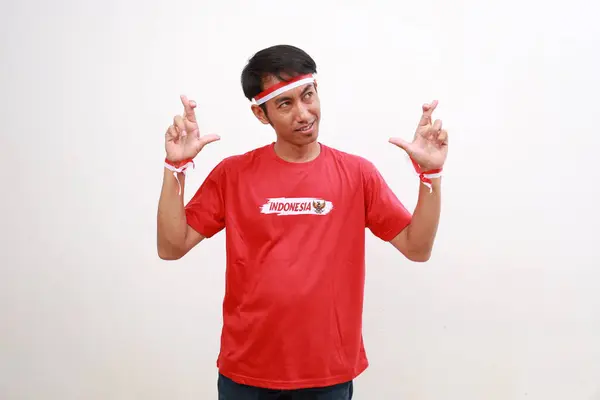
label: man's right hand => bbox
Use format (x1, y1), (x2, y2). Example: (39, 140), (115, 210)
(165, 95), (220, 162)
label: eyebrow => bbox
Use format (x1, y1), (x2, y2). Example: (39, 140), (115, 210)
(274, 83), (315, 105)
(301, 84), (314, 95)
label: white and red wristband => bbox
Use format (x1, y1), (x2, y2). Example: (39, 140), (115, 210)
(410, 158), (442, 191)
(164, 157), (195, 195)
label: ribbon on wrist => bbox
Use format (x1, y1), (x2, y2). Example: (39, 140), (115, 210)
(164, 157), (195, 195)
(410, 157), (442, 192)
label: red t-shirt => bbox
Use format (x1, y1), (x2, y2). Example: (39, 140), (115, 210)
(184, 143), (412, 390)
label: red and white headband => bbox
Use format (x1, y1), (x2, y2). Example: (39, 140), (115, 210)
(251, 74), (316, 105)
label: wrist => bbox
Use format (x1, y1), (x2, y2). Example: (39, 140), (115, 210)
(164, 157), (195, 196)
(165, 157), (194, 168)
(409, 157), (443, 192)
(427, 176), (441, 190)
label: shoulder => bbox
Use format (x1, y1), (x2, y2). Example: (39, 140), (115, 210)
(321, 145), (388, 192)
(213, 144), (272, 173)
(322, 144), (378, 175)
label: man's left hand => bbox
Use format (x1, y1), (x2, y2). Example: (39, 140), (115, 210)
(389, 100), (448, 171)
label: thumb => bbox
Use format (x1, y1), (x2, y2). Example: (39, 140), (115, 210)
(389, 137), (413, 154)
(199, 134), (221, 147)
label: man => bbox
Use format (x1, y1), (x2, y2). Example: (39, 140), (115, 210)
(157, 44), (448, 399)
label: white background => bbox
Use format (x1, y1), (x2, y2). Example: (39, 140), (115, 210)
(1, 0), (599, 399)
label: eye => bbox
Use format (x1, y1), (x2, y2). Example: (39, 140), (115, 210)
(278, 101), (290, 109)
(303, 91), (314, 99)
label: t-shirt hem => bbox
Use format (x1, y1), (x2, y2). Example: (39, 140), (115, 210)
(218, 362), (368, 390)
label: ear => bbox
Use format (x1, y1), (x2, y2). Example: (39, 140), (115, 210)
(251, 104), (270, 125)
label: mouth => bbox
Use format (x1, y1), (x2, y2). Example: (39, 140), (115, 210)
(295, 121), (315, 133)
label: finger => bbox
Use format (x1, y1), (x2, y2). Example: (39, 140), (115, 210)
(173, 115), (187, 137)
(418, 100), (439, 127)
(185, 120), (199, 137)
(166, 125), (179, 142)
(180, 95), (197, 123)
(432, 119), (442, 132)
(388, 137), (413, 154)
(438, 129), (448, 145)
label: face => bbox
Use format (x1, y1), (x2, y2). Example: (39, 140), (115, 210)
(251, 74), (321, 146)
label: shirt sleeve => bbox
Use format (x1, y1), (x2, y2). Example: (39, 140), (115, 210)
(362, 159), (412, 241)
(184, 160), (227, 238)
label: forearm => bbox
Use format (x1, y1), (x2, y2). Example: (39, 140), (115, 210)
(157, 169), (189, 257)
(405, 177), (442, 258)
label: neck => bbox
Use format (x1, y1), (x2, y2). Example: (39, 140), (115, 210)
(273, 140), (321, 163)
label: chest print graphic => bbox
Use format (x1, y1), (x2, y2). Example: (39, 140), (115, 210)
(259, 197), (334, 216)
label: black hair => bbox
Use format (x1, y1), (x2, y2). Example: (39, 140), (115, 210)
(241, 44), (317, 107)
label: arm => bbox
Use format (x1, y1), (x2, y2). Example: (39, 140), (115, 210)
(157, 168), (205, 260)
(156, 94), (221, 260)
(390, 178), (441, 262)
(388, 99), (449, 262)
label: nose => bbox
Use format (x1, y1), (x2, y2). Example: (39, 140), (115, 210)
(295, 103), (311, 123)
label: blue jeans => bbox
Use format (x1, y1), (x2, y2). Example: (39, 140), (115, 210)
(218, 373), (354, 400)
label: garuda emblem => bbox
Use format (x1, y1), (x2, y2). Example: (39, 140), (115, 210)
(312, 200), (326, 214)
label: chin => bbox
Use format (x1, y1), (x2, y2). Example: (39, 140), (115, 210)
(298, 123), (319, 142)
(297, 131), (318, 145)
